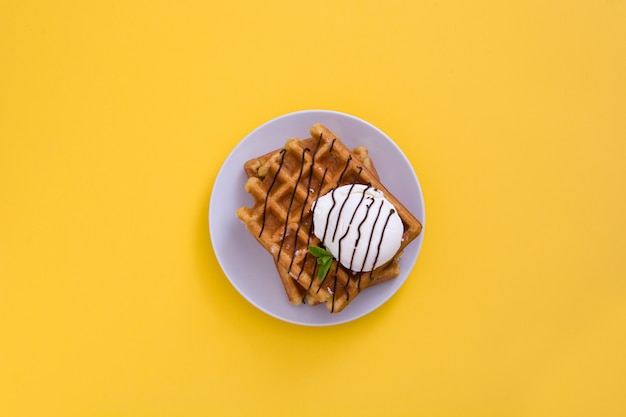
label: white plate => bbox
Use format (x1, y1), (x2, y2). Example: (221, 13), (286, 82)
(208, 110), (425, 326)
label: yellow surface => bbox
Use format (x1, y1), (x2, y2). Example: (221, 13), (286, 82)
(1, 1), (625, 416)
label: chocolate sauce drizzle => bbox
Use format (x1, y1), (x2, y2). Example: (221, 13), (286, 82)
(371, 208), (396, 272)
(320, 155), (354, 245)
(326, 162), (365, 311)
(337, 183), (372, 299)
(337, 181), (369, 261)
(259, 149), (286, 237)
(296, 133), (326, 302)
(287, 137), (323, 274)
(276, 148), (309, 262)
(361, 199), (385, 274)
(299, 167), (327, 303)
(298, 168), (326, 280)
(331, 168), (363, 242)
(315, 155), (356, 296)
(352, 197), (375, 292)
(346, 185), (373, 271)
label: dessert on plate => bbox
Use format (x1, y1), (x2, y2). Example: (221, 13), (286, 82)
(236, 123), (422, 313)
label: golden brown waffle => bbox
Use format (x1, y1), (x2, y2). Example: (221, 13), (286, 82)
(243, 142), (392, 306)
(236, 123), (422, 313)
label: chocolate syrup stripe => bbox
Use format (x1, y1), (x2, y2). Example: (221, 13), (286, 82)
(340, 189), (373, 298)
(287, 138), (324, 274)
(335, 180), (369, 262)
(331, 168), (363, 242)
(334, 198), (383, 299)
(276, 148), (309, 263)
(352, 197), (375, 293)
(298, 138), (333, 302)
(298, 170), (328, 303)
(316, 155), (357, 285)
(335, 200), (393, 309)
(336, 188), (385, 306)
(298, 168), (327, 283)
(258, 149), (286, 237)
(371, 208), (396, 274)
(319, 157), (367, 312)
(319, 152), (351, 245)
(348, 192), (374, 271)
(330, 205), (396, 312)
(360, 198), (385, 274)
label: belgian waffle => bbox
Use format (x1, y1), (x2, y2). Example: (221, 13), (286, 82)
(236, 123), (422, 313)
(243, 142), (393, 306)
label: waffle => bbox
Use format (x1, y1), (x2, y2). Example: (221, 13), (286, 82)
(236, 123), (422, 313)
(243, 142), (393, 306)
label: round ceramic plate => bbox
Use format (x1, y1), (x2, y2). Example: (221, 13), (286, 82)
(209, 110), (425, 326)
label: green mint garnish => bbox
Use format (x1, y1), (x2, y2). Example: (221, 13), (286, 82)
(308, 245), (333, 281)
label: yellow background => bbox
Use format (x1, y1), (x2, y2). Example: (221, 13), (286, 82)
(1, 1), (625, 416)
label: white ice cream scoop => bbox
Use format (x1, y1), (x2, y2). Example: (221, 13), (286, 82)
(312, 184), (403, 272)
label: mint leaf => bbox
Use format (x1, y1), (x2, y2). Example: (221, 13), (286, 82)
(317, 258), (332, 281)
(308, 245), (333, 281)
(308, 245), (332, 258)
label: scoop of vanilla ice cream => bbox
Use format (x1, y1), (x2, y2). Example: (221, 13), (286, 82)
(312, 184), (403, 272)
